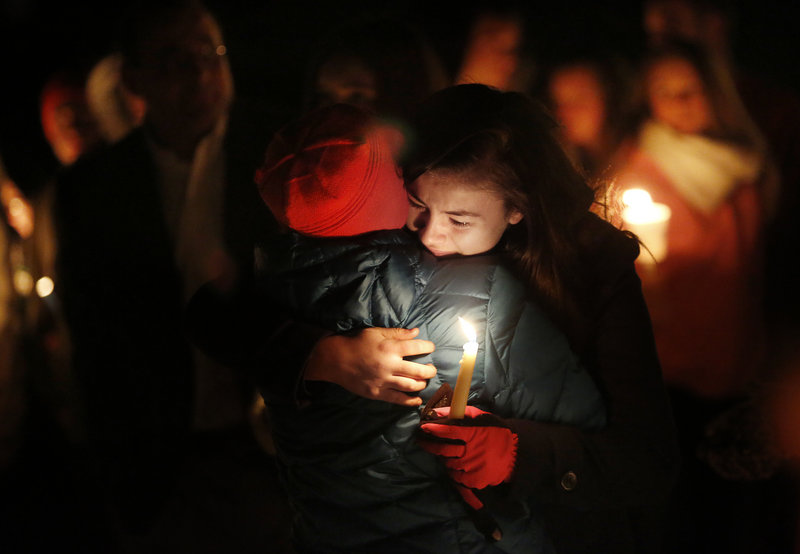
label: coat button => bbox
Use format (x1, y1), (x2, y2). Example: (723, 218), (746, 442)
(560, 471), (578, 491)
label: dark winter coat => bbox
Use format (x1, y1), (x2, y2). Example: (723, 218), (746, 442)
(256, 228), (606, 553)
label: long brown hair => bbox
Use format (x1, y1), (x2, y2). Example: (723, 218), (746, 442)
(402, 84), (597, 342)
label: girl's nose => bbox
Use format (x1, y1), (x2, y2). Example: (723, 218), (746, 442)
(419, 214), (446, 249)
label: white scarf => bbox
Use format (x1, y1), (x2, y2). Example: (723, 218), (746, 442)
(639, 120), (763, 214)
(150, 118), (248, 431)
(149, 117), (231, 302)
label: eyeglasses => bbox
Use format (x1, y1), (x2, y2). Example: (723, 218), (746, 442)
(145, 42), (227, 75)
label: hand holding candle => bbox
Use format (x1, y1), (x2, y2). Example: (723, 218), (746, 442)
(621, 188), (672, 265)
(450, 317), (478, 419)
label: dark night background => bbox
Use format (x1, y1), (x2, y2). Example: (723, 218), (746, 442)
(1, 0), (799, 193)
(1, 2), (800, 552)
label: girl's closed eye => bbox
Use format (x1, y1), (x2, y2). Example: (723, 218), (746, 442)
(405, 171), (521, 257)
(408, 196), (427, 211)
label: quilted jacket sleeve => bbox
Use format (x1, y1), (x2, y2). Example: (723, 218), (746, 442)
(185, 229), (426, 405)
(482, 263), (606, 429)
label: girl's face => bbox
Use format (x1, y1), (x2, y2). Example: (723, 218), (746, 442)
(406, 170), (523, 257)
(549, 66), (607, 149)
(646, 56), (714, 135)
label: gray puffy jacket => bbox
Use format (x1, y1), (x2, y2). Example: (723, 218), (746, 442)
(256, 229), (606, 553)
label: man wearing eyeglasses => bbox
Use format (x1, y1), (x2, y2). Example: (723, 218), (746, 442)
(53, 0), (285, 545)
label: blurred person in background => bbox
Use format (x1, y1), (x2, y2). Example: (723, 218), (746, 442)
(302, 15), (449, 125)
(616, 39), (775, 402)
(17, 65), (111, 449)
(0, 155), (30, 551)
(85, 52), (146, 145)
(614, 39), (790, 554)
(643, 0), (800, 340)
(643, 4), (800, 548)
(40, 68), (106, 168)
(454, 5), (534, 92)
(539, 50), (639, 188)
(53, 0), (290, 550)
(0, 155), (25, 473)
(1, 132), (109, 551)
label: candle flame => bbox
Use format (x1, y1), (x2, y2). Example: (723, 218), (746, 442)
(621, 187), (671, 226)
(458, 317), (477, 343)
(622, 188), (653, 208)
(36, 276), (55, 298)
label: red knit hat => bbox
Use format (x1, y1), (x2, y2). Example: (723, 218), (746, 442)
(255, 104), (408, 237)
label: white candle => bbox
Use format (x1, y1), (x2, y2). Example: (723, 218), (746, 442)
(450, 317), (478, 419)
(621, 188), (672, 264)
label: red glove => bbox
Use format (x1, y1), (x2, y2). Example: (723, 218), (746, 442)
(418, 405), (518, 490)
